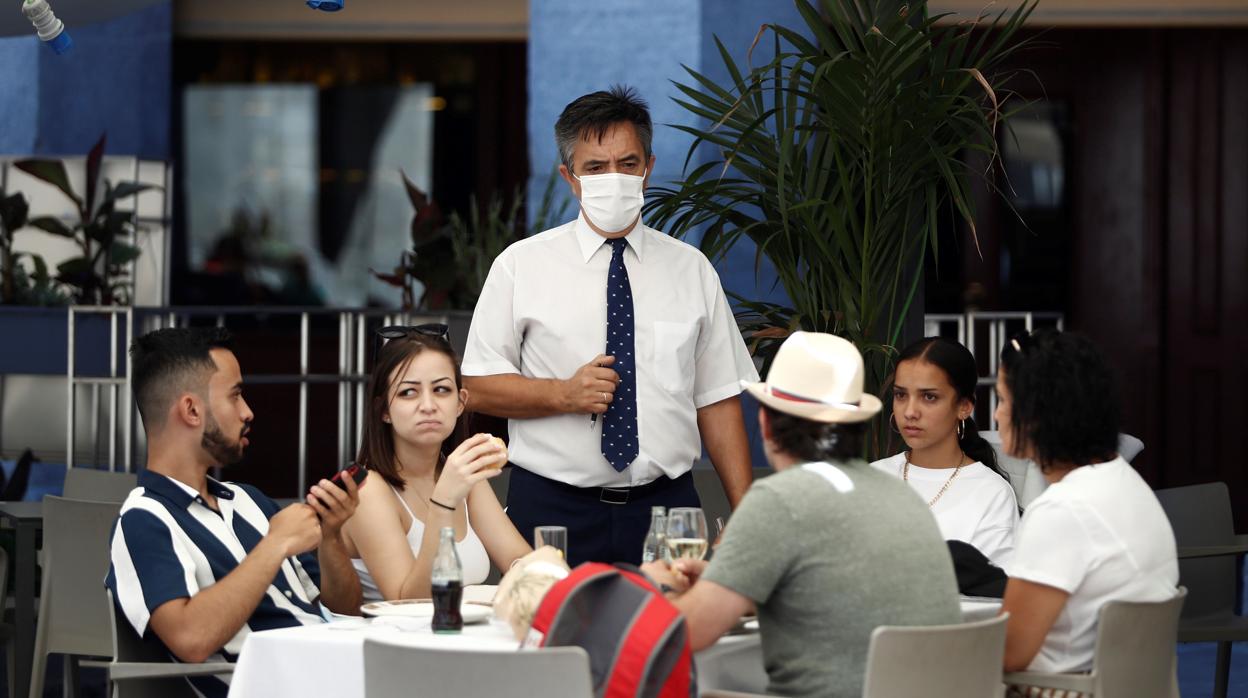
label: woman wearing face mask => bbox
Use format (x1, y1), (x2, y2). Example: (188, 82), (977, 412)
(340, 328), (532, 601)
(871, 337), (1018, 568)
(996, 329), (1177, 681)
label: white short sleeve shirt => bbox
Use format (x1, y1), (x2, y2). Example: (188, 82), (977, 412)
(1006, 457), (1178, 673)
(462, 215), (759, 488)
(871, 453), (1019, 566)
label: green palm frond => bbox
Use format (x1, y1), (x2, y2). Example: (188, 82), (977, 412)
(645, 0), (1035, 454)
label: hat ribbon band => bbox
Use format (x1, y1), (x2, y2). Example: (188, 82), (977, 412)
(768, 385), (862, 410)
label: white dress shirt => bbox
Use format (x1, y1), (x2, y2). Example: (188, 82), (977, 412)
(462, 214), (759, 488)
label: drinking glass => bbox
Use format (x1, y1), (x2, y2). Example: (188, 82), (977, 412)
(665, 507), (709, 561)
(534, 525), (568, 559)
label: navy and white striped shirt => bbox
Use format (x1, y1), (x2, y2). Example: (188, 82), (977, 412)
(105, 470), (326, 697)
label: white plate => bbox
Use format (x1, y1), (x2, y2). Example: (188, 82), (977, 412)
(360, 599), (491, 624)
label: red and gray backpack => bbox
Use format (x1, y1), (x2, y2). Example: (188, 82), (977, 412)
(525, 562), (696, 698)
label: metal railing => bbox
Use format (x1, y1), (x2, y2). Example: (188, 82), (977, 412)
(63, 306), (1062, 486)
(924, 310), (1065, 426)
(66, 306), (451, 494)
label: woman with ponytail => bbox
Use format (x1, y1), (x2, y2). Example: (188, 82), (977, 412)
(871, 336), (1019, 567)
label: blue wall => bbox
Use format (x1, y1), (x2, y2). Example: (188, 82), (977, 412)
(0, 1), (171, 159)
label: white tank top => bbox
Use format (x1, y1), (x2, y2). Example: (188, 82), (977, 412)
(352, 485), (491, 602)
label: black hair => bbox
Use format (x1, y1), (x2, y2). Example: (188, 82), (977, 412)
(130, 327), (234, 431)
(554, 85), (653, 173)
(761, 405), (867, 463)
(893, 336), (1006, 481)
(999, 329), (1120, 471)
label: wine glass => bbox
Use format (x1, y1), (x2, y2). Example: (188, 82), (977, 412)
(665, 507), (709, 561)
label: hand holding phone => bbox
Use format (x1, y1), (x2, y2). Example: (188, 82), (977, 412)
(329, 463), (368, 491)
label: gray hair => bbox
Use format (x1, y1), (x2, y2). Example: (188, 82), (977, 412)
(554, 85), (653, 173)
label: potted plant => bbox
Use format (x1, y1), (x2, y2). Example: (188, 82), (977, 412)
(644, 0), (1035, 454)
(14, 133), (156, 306)
(373, 169), (571, 312)
(1, 134), (158, 374)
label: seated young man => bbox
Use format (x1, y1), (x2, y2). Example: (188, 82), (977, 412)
(643, 333), (961, 698)
(106, 327), (362, 697)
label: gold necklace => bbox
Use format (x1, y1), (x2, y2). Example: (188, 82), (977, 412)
(903, 453), (966, 507)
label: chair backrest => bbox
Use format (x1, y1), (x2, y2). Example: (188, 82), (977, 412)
(40, 495), (122, 657)
(107, 589), (203, 698)
(63, 468), (138, 503)
(1155, 483), (1235, 619)
(1090, 588), (1186, 697)
(862, 613), (1008, 698)
(981, 431), (1145, 509)
(362, 640), (593, 698)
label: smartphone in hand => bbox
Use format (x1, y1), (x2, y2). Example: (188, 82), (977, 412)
(330, 463), (368, 491)
(310, 463), (368, 508)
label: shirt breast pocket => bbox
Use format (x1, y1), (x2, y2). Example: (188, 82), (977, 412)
(652, 320), (698, 393)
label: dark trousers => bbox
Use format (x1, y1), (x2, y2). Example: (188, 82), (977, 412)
(506, 467), (700, 566)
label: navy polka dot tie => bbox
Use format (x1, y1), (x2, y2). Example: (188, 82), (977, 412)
(603, 238), (639, 472)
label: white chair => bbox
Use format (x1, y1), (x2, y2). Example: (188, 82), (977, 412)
(362, 640), (593, 698)
(862, 613), (1008, 698)
(1004, 588), (1186, 698)
(980, 431), (1144, 509)
(29, 495), (120, 698)
(106, 589), (235, 698)
(62, 468), (137, 503)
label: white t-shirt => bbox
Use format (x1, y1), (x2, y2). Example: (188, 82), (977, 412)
(1007, 457), (1178, 673)
(871, 453), (1019, 566)
(462, 215), (759, 488)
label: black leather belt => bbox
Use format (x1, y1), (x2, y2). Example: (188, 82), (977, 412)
(526, 469), (692, 506)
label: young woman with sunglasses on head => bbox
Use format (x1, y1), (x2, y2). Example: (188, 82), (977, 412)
(339, 327), (532, 601)
(996, 329), (1177, 682)
(871, 337), (1019, 567)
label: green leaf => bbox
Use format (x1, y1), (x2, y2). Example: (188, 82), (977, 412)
(12, 160), (84, 213)
(109, 241), (141, 265)
(0, 192), (29, 234)
(28, 216), (76, 239)
(85, 133), (107, 216)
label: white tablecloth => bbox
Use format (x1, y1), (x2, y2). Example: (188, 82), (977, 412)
(227, 616), (764, 698)
(227, 599), (998, 698)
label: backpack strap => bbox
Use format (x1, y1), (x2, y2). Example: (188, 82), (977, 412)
(603, 594), (686, 698)
(531, 562), (617, 643)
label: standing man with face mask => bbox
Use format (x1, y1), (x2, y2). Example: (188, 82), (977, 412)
(462, 86), (759, 565)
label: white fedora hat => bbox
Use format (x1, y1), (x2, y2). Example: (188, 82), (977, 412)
(741, 331), (882, 424)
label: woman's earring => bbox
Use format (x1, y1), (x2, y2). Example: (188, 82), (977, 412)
(891, 416), (902, 435)
(957, 418), (965, 439)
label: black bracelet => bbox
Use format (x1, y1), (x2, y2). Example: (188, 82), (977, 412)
(429, 497), (456, 512)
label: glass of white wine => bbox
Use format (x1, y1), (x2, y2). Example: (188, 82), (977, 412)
(665, 507), (708, 561)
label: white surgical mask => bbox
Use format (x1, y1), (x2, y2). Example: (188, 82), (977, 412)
(573, 169), (646, 233)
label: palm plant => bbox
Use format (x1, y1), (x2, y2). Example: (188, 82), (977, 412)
(645, 0), (1035, 452)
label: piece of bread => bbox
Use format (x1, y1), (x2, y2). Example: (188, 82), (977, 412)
(486, 435), (508, 470)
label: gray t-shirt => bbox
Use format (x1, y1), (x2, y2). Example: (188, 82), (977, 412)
(703, 461), (961, 697)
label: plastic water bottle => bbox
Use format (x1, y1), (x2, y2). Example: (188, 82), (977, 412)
(22, 0), (73, 55)
(642, 506), (667, 563)
(431, 527), (463, 633)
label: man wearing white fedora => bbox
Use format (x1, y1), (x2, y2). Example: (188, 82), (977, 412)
(643, 332), (961, 698)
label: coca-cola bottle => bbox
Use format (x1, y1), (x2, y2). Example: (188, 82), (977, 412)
(431, 526), (463, 633)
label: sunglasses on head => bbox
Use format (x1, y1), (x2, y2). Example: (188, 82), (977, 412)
(372, 323), (451, 360)
(1009, 329), (1032, 354)
(376, 323), (450, 342)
